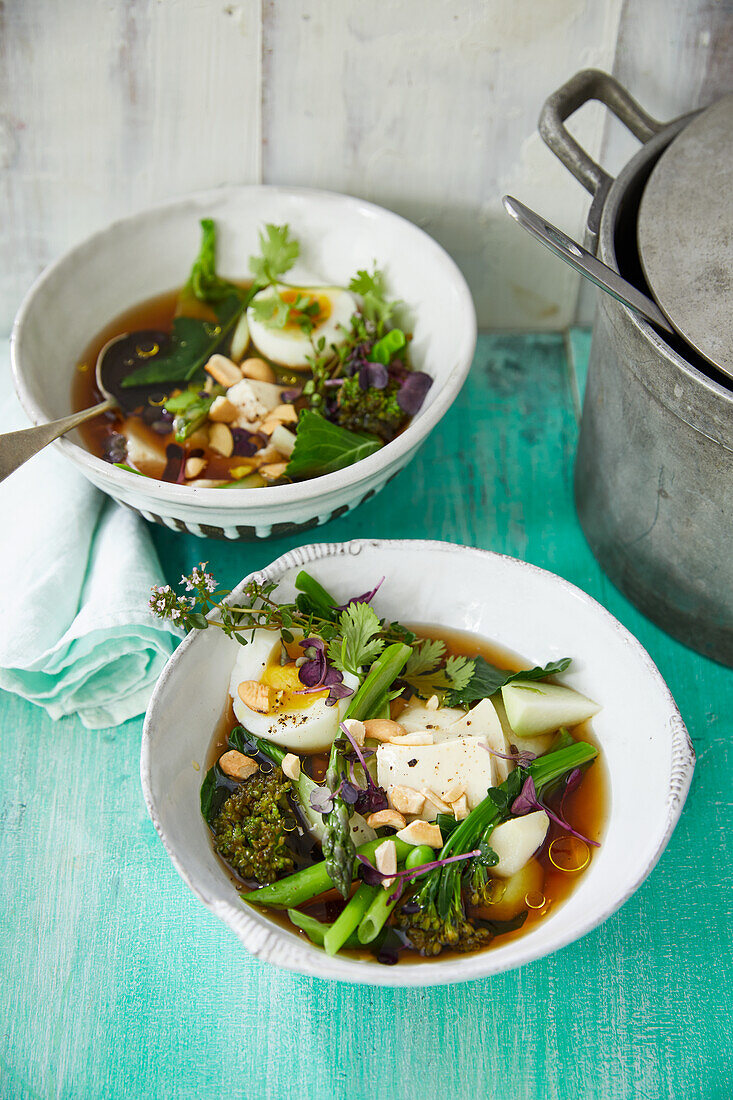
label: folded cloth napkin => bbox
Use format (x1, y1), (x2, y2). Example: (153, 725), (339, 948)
(0, 343), (180, 728)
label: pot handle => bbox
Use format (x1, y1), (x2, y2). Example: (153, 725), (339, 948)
(539, 69), (665, 247)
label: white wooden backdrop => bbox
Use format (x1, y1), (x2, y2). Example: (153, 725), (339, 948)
(1, 0), (731, 335)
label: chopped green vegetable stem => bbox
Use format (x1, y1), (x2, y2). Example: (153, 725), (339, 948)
(357, 884), (401, 944)
(344, 642), (412, 721)
(247, 836), (414, 909)
(286, 908), (360, 950)
(324, 882), (380, 956)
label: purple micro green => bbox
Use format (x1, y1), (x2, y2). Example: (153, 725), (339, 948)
(230, 428), (258, 457)
(297, 638), (353, 706)
(396, 371), (432, 415)
(308, 786), (334, 814)
(339, 722), (388, 814)
(511, 775), (600, 848)
(358, 361), (389, 391)
(339, 721), (369, 774)
(481, 743), (537, 768)
(335, 577), (385, 611)
(560, 766), (583, 817)
(338, 778), (360, 805)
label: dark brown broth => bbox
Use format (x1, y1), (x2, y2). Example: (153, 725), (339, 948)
(72, 289), (181, 461)
(203, 624), (608, 963)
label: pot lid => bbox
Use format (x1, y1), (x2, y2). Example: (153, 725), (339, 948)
(637, 93), (733, 381)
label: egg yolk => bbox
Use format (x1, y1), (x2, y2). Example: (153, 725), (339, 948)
(261, 660), (328, 710)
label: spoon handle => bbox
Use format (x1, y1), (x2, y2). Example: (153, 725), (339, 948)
(502, 195), (675, 335)
(0, 398), (114, 483)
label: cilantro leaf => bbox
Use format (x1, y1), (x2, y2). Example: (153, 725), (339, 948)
(445, 655), (474, 692)
(329, 602), (385, 677)
(249, 292), (292, 329)
(285, 410), (382, 480)
(402, 654), (475, 700)
(184, 218), (245, 306)
(445, 656), (573, 708)
(249, 224), (299, 286)
(348, 267), (399, 327)
(404, 638), (446, 676)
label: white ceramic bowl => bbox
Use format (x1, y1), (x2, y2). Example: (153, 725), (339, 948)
(141, 539), (694, 986)
(12, 186), (476, 541)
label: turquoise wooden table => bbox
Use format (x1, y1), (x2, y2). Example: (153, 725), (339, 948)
(2, 332), (731, 1100)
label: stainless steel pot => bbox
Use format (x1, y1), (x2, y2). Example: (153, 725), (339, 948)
(540, 70), (733, 666)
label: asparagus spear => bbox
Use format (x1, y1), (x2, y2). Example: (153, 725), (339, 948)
(322, 741), (356, 899)
(321, 642), (412, 897)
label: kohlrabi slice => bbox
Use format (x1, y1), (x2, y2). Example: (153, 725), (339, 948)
(501, 680), (600, 738)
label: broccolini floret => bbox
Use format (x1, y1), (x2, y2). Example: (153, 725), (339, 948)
(212, 768), (296, 884)
(394, 877), (492, 957)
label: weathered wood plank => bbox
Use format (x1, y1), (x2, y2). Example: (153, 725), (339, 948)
(0, 0), (261, 334)
(260, 0), (623, 331)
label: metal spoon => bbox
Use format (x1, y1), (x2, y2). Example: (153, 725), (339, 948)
(502, 195), (675, 335)
(0, 330), (167, 483)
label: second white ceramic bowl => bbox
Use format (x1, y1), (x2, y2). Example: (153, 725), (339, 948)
(141, 539), (695, 986)
(12, 187), (476, 540)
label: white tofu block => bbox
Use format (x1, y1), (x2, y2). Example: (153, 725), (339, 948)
(376, 737), (494, 821)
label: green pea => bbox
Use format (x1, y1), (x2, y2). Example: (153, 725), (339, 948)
(406, 845), (435, 870)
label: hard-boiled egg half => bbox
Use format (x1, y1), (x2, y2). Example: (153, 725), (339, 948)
(247, 285), (357, 370)
(228, 629), (359, 753)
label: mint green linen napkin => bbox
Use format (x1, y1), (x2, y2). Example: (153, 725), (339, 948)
(0, 344), (179, 728)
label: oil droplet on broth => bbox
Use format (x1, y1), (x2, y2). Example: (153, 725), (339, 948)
(524, 890), (546, 910)
(549, 836), (590, 873)
(136, 341), (160, 358)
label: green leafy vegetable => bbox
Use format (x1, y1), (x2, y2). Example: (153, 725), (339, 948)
(348, 267), (398, 327)
(184, 218), (245, 305)
(285, 410), (382, 480)
(403, 638), (447, 676)
(329, 602), (385, 677)
(249, 223), (299, 286)
(249, 292), (292, 328)
(294, 570), (340, 621)
(445, 656), (572, 709)
(250, 288), (321, 334)
(173, 389), (222, 443)
(401, 641), (475, 700)
(121, 294), (246, 387)
(200, 765), (230, 824)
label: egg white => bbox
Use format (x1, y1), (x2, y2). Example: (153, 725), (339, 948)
(228, 628), (359, 753)
(247, 285), (357, 370)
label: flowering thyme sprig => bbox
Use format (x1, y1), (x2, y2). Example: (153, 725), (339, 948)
(149, 564), (343, 645)
(149, 566), (420, 656)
